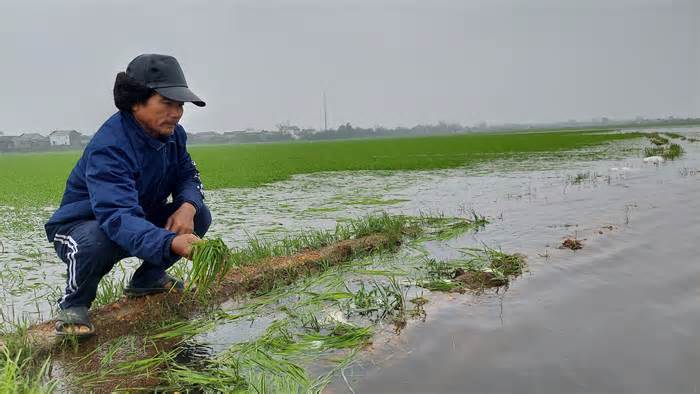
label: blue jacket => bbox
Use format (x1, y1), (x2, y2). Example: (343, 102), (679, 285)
(45, 111), (205, 266)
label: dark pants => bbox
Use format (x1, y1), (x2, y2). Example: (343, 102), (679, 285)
(51, 203), (211, 309)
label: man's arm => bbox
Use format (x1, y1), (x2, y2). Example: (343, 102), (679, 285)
(86, 146), (177, 265)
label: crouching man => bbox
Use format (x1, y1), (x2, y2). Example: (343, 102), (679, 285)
(45, 54), (211, 337)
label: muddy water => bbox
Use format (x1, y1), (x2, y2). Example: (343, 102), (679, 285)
(331, 131), (700, 393)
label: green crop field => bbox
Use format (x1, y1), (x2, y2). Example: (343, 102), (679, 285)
(0, 130), (641, 209)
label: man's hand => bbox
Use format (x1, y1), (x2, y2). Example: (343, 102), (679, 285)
(165, 202), (196, 235)
(171, 233), (200, 258)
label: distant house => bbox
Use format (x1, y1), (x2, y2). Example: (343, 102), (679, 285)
(13, 133), (49, 151)
(0, 136), (12, 152)
(80, 134), (93, 146)
(188, 131), (222, 144)
(49, 130), (82, 147)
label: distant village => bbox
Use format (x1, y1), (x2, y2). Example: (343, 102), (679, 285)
(0, 128), (306, 152)
(0, 130), (88, 152)
(1, 116), (698, 153)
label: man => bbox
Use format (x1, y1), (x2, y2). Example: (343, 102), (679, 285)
(45, 54), (211, 337)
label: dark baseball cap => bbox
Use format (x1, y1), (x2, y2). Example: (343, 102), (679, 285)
(126, 54), (205, 107)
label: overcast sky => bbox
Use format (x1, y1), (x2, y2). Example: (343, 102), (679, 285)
(0, 0), (697, 135)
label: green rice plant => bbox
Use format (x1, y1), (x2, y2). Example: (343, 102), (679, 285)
(109, 345), (181, 377)
(93, 262), (128, 307)
(0, 320), (56, 393)
(150, 317), (221, 342)
(188, 238), (233, 296)
(567, 171), (593, 185)
(486, 249), (526, 277)
(663, 143), (684, 160)
(294, 324), (372, 353)
(413, 211), (488, 241)
(644, 146), (665, 157)
(418, 278), (464, 292)
(644, 143), (684, 160)
(461, 246), (526, 277)
(345, 282), (381, 315)
(0, 347), (56, 394)
(646, 132), (669, 146)
(663, 132), (683, 139)
(165, 363), (245, 392)
(342, 277), (407, 325)
(335, 213), (412, 245)
(227, 213), (416, 269)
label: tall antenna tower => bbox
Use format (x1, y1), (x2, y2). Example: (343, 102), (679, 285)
(323, 91), (328, 131)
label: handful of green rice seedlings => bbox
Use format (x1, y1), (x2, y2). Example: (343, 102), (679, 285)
(187, 238), (233, 295)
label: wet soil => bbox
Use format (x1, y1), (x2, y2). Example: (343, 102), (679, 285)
(454, 270), (508, 290)
(561, 238), (584, 250)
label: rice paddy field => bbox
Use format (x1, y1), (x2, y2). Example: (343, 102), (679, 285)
(2, 127), (700, 393)
(0, 129), (636, 209)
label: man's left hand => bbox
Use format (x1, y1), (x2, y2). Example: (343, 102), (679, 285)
(165, 202), (197, 235)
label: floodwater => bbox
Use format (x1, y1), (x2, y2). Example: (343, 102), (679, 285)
(2, 128), (700, 392)
(331, 129), (700, 394)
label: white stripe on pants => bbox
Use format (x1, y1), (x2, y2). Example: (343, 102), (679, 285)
(54, 234), (79, 305)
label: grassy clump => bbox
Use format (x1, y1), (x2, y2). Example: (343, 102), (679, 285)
(119, 261), (421, 392)
(643, 131), (685, 161)
(644, 144), (684, 160)
(664, 144), (684, 160)
(418, 246), (525, 292)
(646, 132), (669, 146)
(0, 130), (642, 209)
(663, 132), (683, 139)
(160, 316), (372, 392)
(188, 238), (233, 296)
(415, 211), (488, 241)
(567, 171), (594, 185)
(342, 276), (408, 325)
(0, 321), (57, 393)
(228, 213), (415, 267)
(644, 146), (665, 157)
(182, 213), (416, 296)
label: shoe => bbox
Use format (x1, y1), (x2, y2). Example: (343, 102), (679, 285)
(124, 274), (184, 297)
(55, 306), (95, 339)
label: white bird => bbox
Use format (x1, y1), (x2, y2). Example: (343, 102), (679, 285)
(643, 156), (665, 164)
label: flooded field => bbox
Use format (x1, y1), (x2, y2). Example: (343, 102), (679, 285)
(1, 128), (699, 391)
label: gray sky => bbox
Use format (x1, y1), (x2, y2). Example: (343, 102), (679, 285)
(0, 0), (697, 135)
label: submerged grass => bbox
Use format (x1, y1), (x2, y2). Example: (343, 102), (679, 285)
(49, 211), (501, 392)
(417, 212), (489, 241)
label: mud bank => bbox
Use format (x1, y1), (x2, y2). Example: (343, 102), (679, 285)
(27, 234), (392, 352)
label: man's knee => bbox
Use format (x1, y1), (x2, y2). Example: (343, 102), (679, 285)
(194, 204), (212, 237)
(58, 221), (125, 264)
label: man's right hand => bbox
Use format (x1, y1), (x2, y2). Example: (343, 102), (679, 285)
(171, 233), (201, 258)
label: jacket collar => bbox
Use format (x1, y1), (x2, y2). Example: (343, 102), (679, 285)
(121, 111), (175, 151)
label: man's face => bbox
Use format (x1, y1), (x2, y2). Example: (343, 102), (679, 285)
(132, 93), (184, 137)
